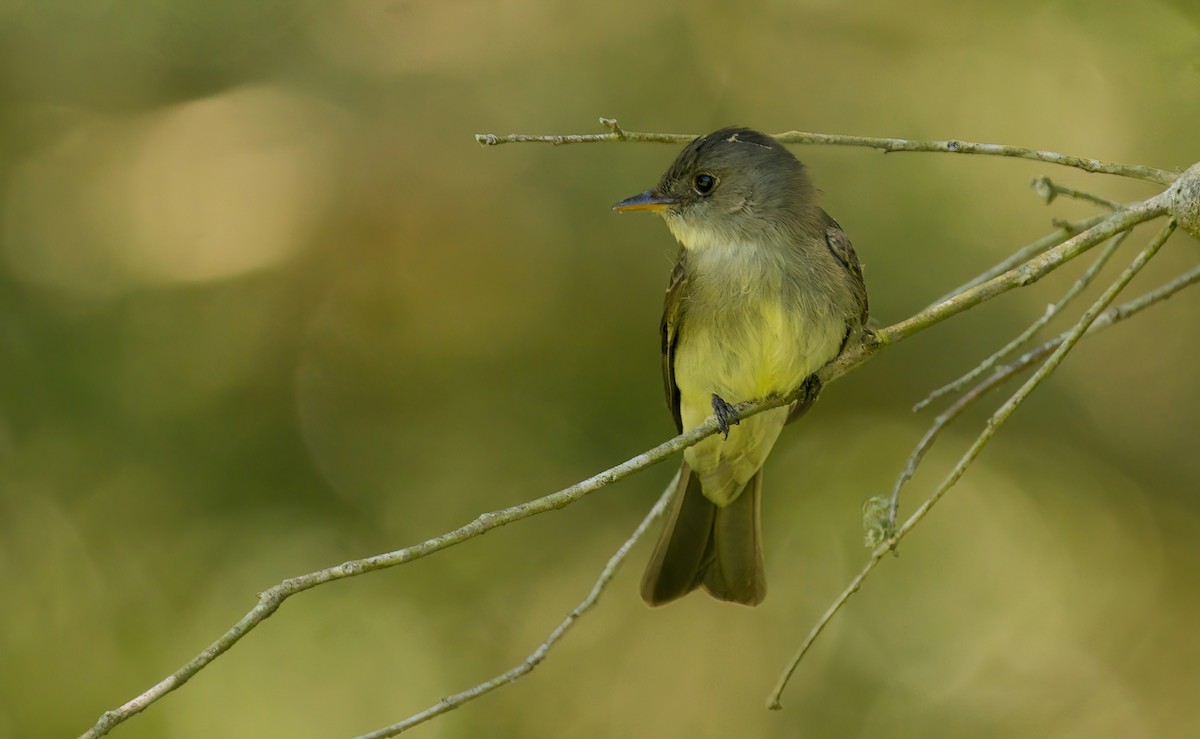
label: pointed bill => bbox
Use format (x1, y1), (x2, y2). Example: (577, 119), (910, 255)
(613, 189), (675, 213)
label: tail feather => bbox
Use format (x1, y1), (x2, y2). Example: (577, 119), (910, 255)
(703, 470), (766, 605)
(641, 465), (713, 605)
(641, 464), (766, 607)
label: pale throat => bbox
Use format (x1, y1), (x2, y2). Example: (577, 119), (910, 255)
(665, 216), (747, 262)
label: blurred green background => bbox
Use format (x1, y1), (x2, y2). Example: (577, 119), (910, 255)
(1, 1), (1198, 737)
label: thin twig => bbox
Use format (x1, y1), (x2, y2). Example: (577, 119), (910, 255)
(475, 119), (1178, 185)
(890, 341), (1059, 529)
(871, 242), (1187, 541)
(76, 415), (749, 739)
(354, 474), (679, 739)
(767, 220), (1178, 709)
(858, 192), (1170, 355)
(907, 255), (1200, 508)
(1030, 175), (1124, 210)
(1093, 263), (1200, 323)
(891, 360), (1040, 532)
(890, 256), (1200, 527)
(914, 229), (1131, 413)
(928, 214), (1108, 307)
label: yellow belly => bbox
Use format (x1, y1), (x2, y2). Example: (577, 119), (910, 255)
(674, 296), (841, 506)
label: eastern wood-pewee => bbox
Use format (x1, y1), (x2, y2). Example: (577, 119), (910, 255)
(614, 127), (869, 606)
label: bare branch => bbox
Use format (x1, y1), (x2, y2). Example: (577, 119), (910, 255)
(927, 214), (1108, 307)
(354, 474), (678, 738)
(834, 192), (1170, 374)
(76, 417), (742, 739)
(1030, 175), (1123, 210)
(768, 219), (1179, 709)
(475, 118), (1179, 185)
(900, 257), (1200, 527)
(914, 229), (1130, 412)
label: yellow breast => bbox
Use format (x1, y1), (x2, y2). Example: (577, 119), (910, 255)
(675, 294), (834, 410)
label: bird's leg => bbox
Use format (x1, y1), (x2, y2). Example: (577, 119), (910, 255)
(710, 393), (741, 440)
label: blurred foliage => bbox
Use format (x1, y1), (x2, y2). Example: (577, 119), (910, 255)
(1, 1), (1198, 737)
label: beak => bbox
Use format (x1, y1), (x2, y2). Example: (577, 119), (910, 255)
(612, 189), (675, 213)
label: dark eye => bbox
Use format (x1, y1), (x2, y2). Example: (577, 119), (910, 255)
(693, 173), (717, 195)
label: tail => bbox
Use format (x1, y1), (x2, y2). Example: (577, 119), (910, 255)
(641, 463), (766, 607)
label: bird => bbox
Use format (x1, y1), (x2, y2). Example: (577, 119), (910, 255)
(613, 127), (869, 606)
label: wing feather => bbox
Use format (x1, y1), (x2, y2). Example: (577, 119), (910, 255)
(661, 249), (688, 432)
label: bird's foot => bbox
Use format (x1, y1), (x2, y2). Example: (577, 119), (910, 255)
(711, 393), (740, 440)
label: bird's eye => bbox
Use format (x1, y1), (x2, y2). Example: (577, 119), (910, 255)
(693, 173), (717, 195)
